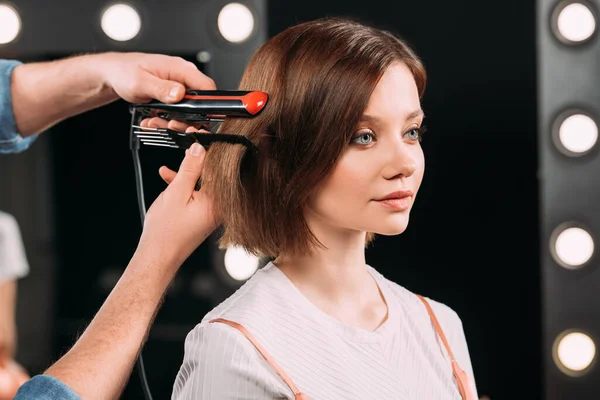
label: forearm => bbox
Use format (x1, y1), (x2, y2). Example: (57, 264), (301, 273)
(10, 54), (119, 137)
(43, 228), (212, 400)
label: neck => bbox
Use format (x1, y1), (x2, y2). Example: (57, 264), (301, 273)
(274, 221), (372, 306)
(273, 214), (390, 332)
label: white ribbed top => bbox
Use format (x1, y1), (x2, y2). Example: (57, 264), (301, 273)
(172, 262), (478, 400)
(0, 211), (29, 283)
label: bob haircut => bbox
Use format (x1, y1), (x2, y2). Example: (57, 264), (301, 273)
(202, 17), (426, 257)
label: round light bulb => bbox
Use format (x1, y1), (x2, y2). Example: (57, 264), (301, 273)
(101, 3), (141, 42)
(0, 4), (21, 44)
(554, 331), (596, 374)
(218, 3), (254, 43)
(556, 2), (596, 43)
(224, 246), (259, 281)
(553, 226), (594, 268)
(557, 113), (598, 155)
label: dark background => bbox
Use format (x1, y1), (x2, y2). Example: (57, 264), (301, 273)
(270, 2), (541, 400)
(17, 0), (541, 399)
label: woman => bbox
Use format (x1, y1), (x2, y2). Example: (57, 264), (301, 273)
(171, 17), (478, 400)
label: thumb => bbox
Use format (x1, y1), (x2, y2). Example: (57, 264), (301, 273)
(170, 143), (206, 199)
(158, 166), (177, 185)
(143, 72), (185, 103)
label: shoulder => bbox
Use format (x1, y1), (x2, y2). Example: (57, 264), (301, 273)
(200, 263), (292, 330)
(181, 263), (295, 361)
(181, 318), (259, 359)
(369, 266), (475, 384)
(174, 311), (291, 399)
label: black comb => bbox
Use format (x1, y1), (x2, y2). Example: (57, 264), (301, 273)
(132, 125), (259, 156)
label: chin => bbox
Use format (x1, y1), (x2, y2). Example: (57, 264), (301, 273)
(370, 215), (410, 236)
(374, 225), (409, 236)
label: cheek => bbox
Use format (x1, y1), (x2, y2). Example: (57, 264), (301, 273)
(328, 155), (374, 195)
(414, 149), (425, 188)
(311, 156), (374, 212)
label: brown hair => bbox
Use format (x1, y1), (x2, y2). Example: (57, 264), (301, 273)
(202, 17), (426, 257)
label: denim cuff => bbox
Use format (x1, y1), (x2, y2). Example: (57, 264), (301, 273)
(14, 375), (81, 400)
(0, 59), (38, 154)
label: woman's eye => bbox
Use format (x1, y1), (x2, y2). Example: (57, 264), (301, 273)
(351, 132), (375, 145)
(405, 127), (424, 141)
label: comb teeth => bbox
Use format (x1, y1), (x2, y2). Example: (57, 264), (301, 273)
(138, 138), (177, 145)
(134, 131), (170, 138)
(133, 130), (179, 148)
(140, 142), (179, 148)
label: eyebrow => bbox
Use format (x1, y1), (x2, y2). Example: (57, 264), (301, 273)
(360, 109), (425, 122)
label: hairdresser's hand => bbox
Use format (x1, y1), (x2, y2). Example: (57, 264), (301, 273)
(137, 141), (218, 267)
(157, 126), (219, 193)
(0, 360), (29, 400)
(139, 116), (207, 133)
(98, 52), (216, 104)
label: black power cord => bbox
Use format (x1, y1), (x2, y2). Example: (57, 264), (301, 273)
(129, 108), (154, 400)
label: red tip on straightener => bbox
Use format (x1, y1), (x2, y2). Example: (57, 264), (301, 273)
(183, 91), (268, 115)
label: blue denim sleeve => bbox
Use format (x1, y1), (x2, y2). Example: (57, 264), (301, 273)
(14, 375), (81, 400)
(0, 59), (38, 154)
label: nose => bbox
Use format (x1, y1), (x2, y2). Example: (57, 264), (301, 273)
(381, 139), (418, 180)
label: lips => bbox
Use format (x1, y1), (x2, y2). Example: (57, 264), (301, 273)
(375, 190), (413, 201)
(374, 190), (413, 211)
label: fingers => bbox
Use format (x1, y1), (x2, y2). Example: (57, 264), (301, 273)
(159, 166), (176, 185)
(167, 120), (208, 132)
(0, 369), (13, 398)
(140, 118), (206, 132)
(144, 117), (169, 129)
(6, 361), (28, 385)
(0, 360), (28, 400)
(141, 72), (187, 104)
(161, 128), (205, 190)
(185, 126), (211, 134)
(106, 53), (216, 104)
(146, 58), (216, 103)
(169, 143), (206, 201)
(163, 58), (216, 95)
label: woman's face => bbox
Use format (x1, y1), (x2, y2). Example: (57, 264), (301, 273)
(307, 62), (425, 237)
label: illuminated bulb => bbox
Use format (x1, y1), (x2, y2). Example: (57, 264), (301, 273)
(0, 4), (21, 44)
(101, 3), (141, 41)
(224, 246), (259, 280)
(556, 2), (596, 43)
(557, 113), (598, 155)
(218, 3), (254, 43)
(553, 226), (594, 268)
(555, 331), (596, 373)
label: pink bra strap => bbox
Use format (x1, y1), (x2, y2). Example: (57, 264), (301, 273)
(416, 295), (477, 400)
(209, 318), (308, 400)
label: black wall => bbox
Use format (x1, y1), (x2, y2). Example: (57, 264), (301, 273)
(48, 1), (540, 399)
(267, 1), (540, 399)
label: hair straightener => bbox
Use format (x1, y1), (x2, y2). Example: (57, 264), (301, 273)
(129, 90), (268, 154)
